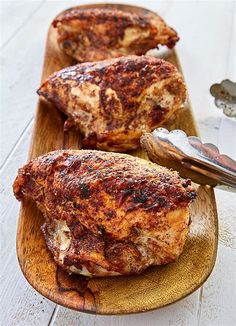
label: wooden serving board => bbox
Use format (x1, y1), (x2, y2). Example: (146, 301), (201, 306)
(16, 4), (218, 315)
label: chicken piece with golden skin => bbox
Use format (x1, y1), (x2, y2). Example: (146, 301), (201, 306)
(13, 150), (196, 277)
(53, 7), (179, 62)
(38, 55), (186, 152)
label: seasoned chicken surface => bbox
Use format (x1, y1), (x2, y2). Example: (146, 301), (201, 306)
(53, 7), (179, 62)
(13, 150), (196, 277)
(38, 55), (186, 152)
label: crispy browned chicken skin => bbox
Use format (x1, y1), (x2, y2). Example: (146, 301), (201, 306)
(38, 55), (186, 152)
(13, 150), (196, 277)
(53, 7), (179, 62)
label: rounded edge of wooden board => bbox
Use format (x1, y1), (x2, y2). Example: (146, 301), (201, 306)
(16, 189), (218, 315)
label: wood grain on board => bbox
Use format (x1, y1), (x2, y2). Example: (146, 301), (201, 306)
(15, 3), (218, 315)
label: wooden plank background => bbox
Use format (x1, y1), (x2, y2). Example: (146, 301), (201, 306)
(1, 1), (235, 325)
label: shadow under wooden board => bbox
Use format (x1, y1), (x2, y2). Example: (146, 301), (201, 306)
(16, 3), (218, 315)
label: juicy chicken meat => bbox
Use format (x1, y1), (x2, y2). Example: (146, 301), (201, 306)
(13, 150), (196, 277)
(38, 55), (187, 152)
(53, 7), (179, 62)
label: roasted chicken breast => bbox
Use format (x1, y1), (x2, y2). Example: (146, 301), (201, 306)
(53, 7), (179, 62)
(13, 150), (196, 277)
(38, 55), (186, 152)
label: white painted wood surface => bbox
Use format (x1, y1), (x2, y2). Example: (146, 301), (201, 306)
(1, 1), (235, 325)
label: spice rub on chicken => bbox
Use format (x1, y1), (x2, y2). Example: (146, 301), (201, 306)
(53, 7), (179, 62)
(38, 55), (186, 152)
(13, 150), (196, 277)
